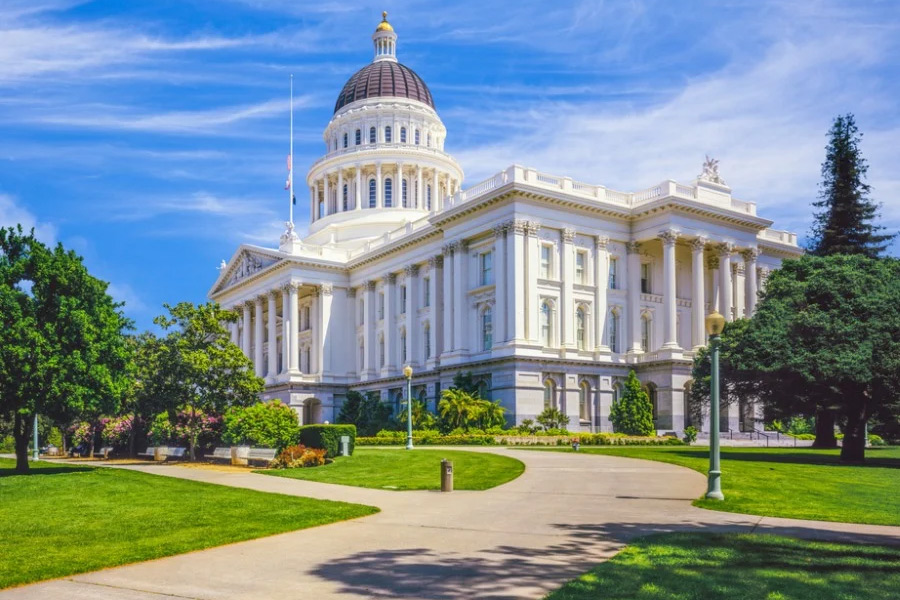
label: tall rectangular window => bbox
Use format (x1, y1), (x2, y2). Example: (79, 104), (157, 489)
(609, 312), (618, 352)
(369, 127), (376, 144)
(423, 277), (430, 306)
(481, 251), (493, 286)
(424, 327), (431, 359)
(482, 309), (493, 351)
(641, 263), (651, 294)
(575, 251), (586, 284)
(400, 285), (407, 314)
(378, 293), (384, 320)
(401, 332), (407, 363)
(609, 258), (618, 289)
(540, 245), (552, 278)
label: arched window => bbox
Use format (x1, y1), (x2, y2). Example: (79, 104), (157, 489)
(424, 323), (431, 359)
(482, 307), (493, 351)
(402, 178), (408, 207)
(576, 307), (586, 350)
(415, 129), (420, 145)
(385, 126), (392, 143)
(342, 184), (348, 211)
(543, 378), (555, 410)
(355, 129), (361, 145)
(368, 179), (376, 208)
(540, 301), (553, 347)
(400, 127), (407, 143)
(384, 177), (393, 207)
(369, 126), (376, 144)
(426, 184), (432, 210)
(343, 133), (348, 148)
(641, 313), (652, 352)
(580, 381), (590, 421)
(608, 309), (619, 353)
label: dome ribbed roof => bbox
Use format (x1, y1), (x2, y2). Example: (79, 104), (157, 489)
(333, 61), (434, 114)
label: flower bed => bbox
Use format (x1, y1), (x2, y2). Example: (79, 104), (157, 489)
(356, 431), (684, 447)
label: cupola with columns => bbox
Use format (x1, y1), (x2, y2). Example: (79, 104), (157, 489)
(302, 11), (463, 249)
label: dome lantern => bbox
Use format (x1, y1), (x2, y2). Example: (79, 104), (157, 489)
(372, 11), (397, 63)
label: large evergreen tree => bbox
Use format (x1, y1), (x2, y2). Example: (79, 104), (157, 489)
(609, 370), (655, 436)
(809, 114), (894, 258)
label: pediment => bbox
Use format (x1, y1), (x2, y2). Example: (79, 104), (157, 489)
(210, 247), (283, 296)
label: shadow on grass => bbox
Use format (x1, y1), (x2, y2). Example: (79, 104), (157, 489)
(0, 465), (94, 477)
(310, 520), (900, 600)
(595, 447), (900, 469)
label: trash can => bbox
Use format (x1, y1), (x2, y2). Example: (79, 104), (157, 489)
(440, 459), (453, 492)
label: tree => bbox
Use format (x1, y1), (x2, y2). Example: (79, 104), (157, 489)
(536, 407), (569, 431)
(394, 398), (437, 431)
(437, 388), (506, 432)
(0, 226), (133, 473)
(147, 302), (264, 460)
(337, 390), (392, 436)
(734, 255), (900, 461)
(809, 114), (894, 258)
(609, 370), (655, 436)
(222, 400), (300, 450)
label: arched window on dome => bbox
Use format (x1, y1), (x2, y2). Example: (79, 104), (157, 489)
(426, 184), (432, 210)
(415, 129), (420, 145)
(342, 184), (348, 211)
(400, 127), (407, 143)
(384, 177), (393, 207)
(342, 133), (348, 148)
(368, 179), (376, 208)
(426, 133), (432, 147)
(401, 179), (408, 208)
(355, 129), (361, 145)
(385, 126), (392, 143)
(369, 127), (376, 144)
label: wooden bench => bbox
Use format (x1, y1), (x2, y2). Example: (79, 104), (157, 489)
(95, 446), (114, 459)
(204, 447), (232, 462)
(247, 448), (277, 466)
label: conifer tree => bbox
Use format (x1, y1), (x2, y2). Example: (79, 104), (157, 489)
(809, 113), (894, 258)
(609, 370), (655, 436)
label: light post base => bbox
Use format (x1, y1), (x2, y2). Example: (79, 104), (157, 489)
(706, 470), (724, 500)
(406, 438), (413, 450)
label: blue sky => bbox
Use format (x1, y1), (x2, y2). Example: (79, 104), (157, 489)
(1, 0), (898, 331)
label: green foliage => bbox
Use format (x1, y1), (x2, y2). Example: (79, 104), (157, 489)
(147, 408), (222, 449)
(683, 425), (698, 445)
(393, 398), (438, 431)
(516, 419), (539, 435)
(536, 407), (569, 430)
(809, 113), (894, 258)
(0, 226), (133, 472)
(437, 388), (505, 432)
(358, 431), (497, 446)
(336, 390), (392, 436)
(451, 371), (482, 396)
(222, 400), (300, 451)
(609, 370), (655, 436)
(298, 424), (356, 457)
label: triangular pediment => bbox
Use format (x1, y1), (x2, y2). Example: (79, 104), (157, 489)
(210, 246), (284, 296)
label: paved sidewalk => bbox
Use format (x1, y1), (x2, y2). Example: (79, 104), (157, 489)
(4, 448), (899, 599)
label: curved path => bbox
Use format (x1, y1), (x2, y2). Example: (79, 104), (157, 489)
(4, 448), (899, 599)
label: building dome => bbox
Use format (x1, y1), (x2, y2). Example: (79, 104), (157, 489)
(375, 11), (394, 32)
(333, 61), (435, 114)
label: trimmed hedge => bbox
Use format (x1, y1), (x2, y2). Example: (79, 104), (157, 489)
(356, 431), (683, 447)
(357, 433), (497, 446)
(298, 424), (356, 457)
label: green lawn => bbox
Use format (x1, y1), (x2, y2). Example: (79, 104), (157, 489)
(545, 533), (900, 600)
(0, 459), (377, 589)
(259, 448), (525, 490)
(534, 446), (900, 526)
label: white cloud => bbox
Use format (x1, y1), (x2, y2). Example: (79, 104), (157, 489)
(0, 193), (57, 243)
(106, 281), (148, 313)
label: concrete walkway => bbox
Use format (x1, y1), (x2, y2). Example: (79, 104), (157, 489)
(4, 448), (899, 599)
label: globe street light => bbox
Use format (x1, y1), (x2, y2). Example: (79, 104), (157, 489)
(705, 311), (726, 501)
(403, 365), (414, 450)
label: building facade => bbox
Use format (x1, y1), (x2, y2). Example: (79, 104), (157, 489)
(208, 13), (802, 433)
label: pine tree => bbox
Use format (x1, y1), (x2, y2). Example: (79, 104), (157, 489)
(609, 370), (655, 436)
(809, 114), (894, 258)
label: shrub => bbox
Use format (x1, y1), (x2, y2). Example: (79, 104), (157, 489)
(868, 434), (885, 446)
(223, 400), (300, 451)
(101, 415), (138, 450)
(438, 388), (506, 432)
(516, 419), (539, 435)
(609, 370), (655, 436)
(270, 444), (326, 468)
(148, 408), (222, 449)
(357, 433), (497, 446)
(683, 426), (698, 445)
(337, 391), (392, 437)
(789, 433), (816, 440)
(298, 424), (356, 457)
(536, 407), (570, 431)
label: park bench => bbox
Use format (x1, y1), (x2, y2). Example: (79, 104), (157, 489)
(137, 446), (157, 460)
(166, 447), (186, 461)
(137, 446), (187, 461)
(95, 446), (114, 459)
(246, 448), (277, 466)
(204, 447), (232, 462)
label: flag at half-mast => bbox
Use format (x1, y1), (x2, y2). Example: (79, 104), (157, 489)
(284, 155), (292, 190)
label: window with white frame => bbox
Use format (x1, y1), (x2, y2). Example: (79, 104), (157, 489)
(369, 126), (376, 144)
(402, 178), (408, 207)
(426, 133), (432, 147)
(426, 184), (432, 209)
(423, 277), (430, 306)
(579, 381), (590, 421)
(379, 338), (385, 367)
(641, 313), (651, 351)
(415, 129), (420, 145)
(399, 285), (407, 313)
(540, 245), (552, 278)
(576, 250), (587, 284)
(400, 127), (407, 143)
(400, 330), (407, 363)
(609, 309), (619, 353)
(342, 184), (348, 211)
(424, 324), (431, 359)
(540, 301), (553, 347)
(641, 263), (651, 294)
(355, 129), (361, 145)
(480, 251), (493, 286)
(609, 257), (618, 289)
(482, 307), (493, 351)
(543, 378), (555, 409)
(368, 179), (376, 208)
(302, 306), (310, 331)
(385, 126), (392, 143)
(384, 177), (393, 207)
(358, 341), (364, 369)
(576, 306), (586, 350)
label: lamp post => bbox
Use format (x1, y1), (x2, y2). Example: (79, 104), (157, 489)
(705, 311), (726, 501)
(403, 365), (414, 450)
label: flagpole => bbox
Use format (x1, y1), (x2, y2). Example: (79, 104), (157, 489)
(289, 73), (294, 225)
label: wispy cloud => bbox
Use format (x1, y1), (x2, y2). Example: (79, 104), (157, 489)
(0, 193), (57, 243)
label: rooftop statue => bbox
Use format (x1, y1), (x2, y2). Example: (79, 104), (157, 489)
(699, 155), (727, 186)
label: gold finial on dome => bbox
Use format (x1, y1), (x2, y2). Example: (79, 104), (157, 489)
(376, 10), (394, 32)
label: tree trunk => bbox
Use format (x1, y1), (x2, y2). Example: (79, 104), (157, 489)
(841, 402), (867, 463)
(128, 413), (136, 458)
(812, 407), (837, 448)
(60, 426), (67, 455)
(13, 412), (31, 474)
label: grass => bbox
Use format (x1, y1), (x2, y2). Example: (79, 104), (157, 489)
(545, 532), (900, 600)
(533, 445), (900, 526)
(0, 459), (378, 589)
(258, 448), (525, 490)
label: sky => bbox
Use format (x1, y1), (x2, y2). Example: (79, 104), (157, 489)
(1, 0), (898, 331)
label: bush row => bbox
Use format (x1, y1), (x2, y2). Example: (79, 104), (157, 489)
(356, 431), (684, 447)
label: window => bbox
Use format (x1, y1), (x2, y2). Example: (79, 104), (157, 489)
(379, 338), (385, 367)
(303, 306), (310, 330)
(358, 341), (364, 370)
(415, 129), (420, 145)
(400, 127), (407, 143)
(482, 308), (493, 350)
(576, 307), (586, 350)
(359, 299), (364, 323)
(402, 178), (408, 207)
(580, 381), (590, 421)
(342, 184), (348, 211)
(612, 383), (621, 406)
(423, 277), (430, 306)
(368, 179), (376, 208)
(302, 348), (310, 373)
(385, 126), (392, 143)
(609, 258), (618, 289)
(540, 245), (552, 278)
(369, 126), (376, 144)
(609, 310), (619, 353)
(427, 133), (432, 147)
(400, 285), (407, 313)
(378, 292), (384, 320)
(384, 177), (393, 207)
(318, 199), (324, 219)
(343, 133), (348, 148)
(426, 184), (432, 210)
(576, 251), (586, 284)
(541, 301), (552, 347)
(641, 314), (651, 351)
(641, 263), (651, 294)
(355, 129), (361, 145)
(400, 330), (407, 363)
(424, 324), (431, 359)
(543, 378), (555, 409)
(480, 251), (493, 285)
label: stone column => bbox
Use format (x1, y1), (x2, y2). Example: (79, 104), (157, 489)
(355, 165), (362, 210)
(743, 248), (759, 315)
(561, 228), (576, 349)
(441, 243), (455, 354)
(718, 243), (734, 321)
(267, 291), (277, 379)
(253, 296), (264, 378)
(508, 220), (527, 342)
(659, 230), (680, 349)
(337, 169), (344, 212)
(526, 222), (541, 342)
(288, 283), (300, 373)
(404, 265), (417, 365)
(453, 241), (468, 352)
(309, 184), (316, 222)
(690, 238), (707, 350)
(397, 161), (404, 207)
(319, 284), (333, 375)
(707, 254), (720, 320)
(416, 165), (423, 209)
(626, 241), (642, 353)
(241, 302), (252, 358)
(594, 236), (610, 352)
(230, 319), (239, 346)
(364, 281), (376, 376)
(323, 172), (330, 216)
(376, 162), (383, 209)
(733, 262), (746, 319)
(492, 223), (507, 344)
(428, 255), (442, 366)
(383, 273), (396, 373)
(431, 169), (439, 211)
(280, 285), (290, 375)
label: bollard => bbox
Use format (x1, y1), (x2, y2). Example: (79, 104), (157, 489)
(440, 459), (453, 492)
(340, 435), (350, 457)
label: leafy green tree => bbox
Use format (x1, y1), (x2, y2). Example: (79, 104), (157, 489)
(609, 370), (655, 436)
(731, 255), (900, 461)
(222, 400), (300, 450)
(337, 390), (392, 436)
(147, 302), (263, 460)
(536, 407), (569, 431)
(0, 226), (133, 473)
(437, 388), (506, 432)
(394, 398), (438, 431)
(809, 114), (894, 259)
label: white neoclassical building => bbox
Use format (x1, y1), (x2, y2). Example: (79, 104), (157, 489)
(209, 13), (802, 433)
